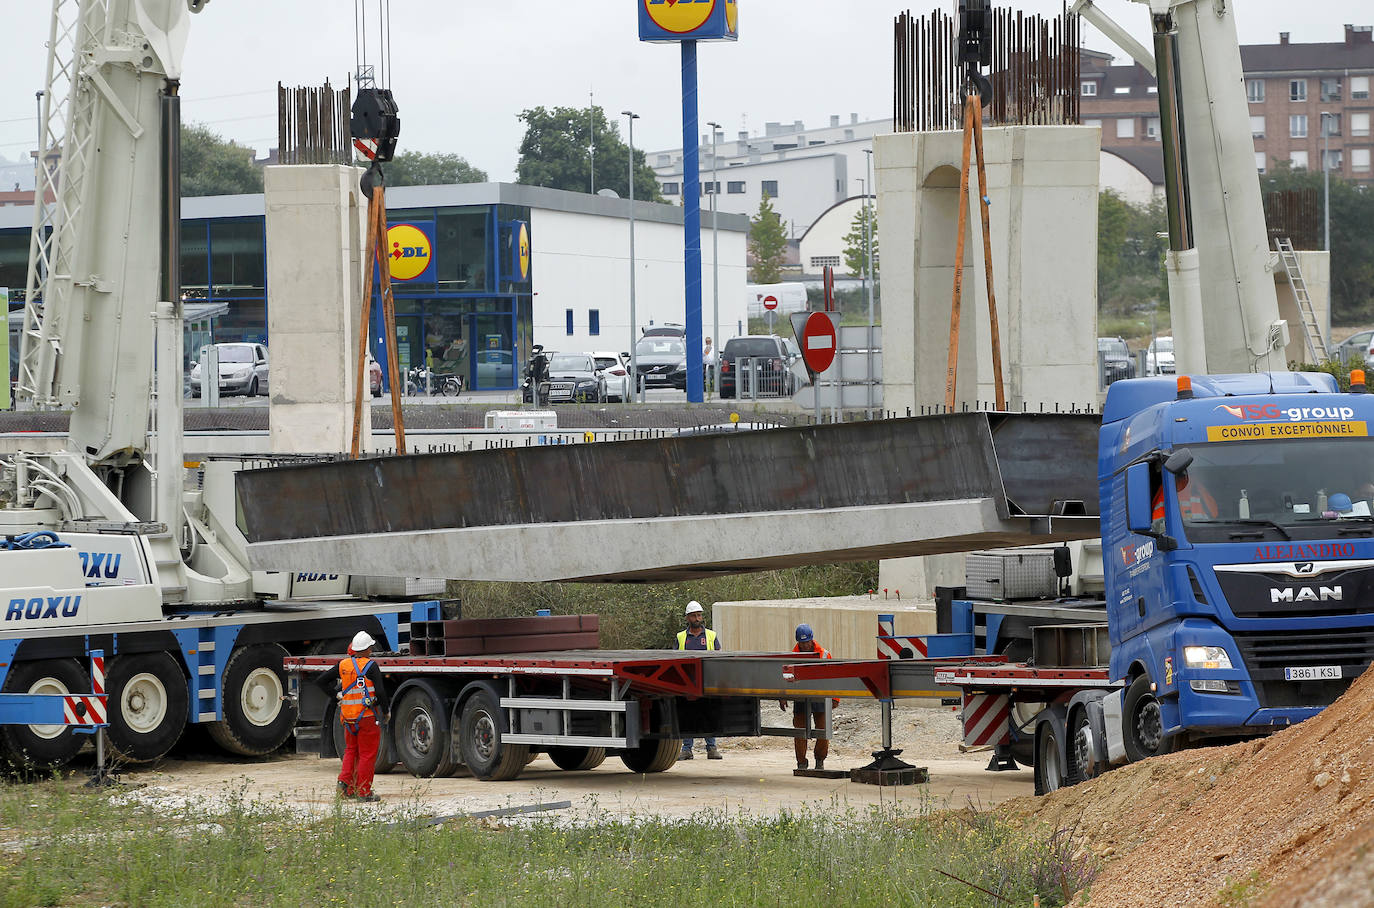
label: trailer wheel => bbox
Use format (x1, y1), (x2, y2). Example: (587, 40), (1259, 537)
(0, 659), (90, 772)
(457, 688), (529, 781)
(105, 653), (188, 763)
(619, 737), (680, 774)
(1033, 722), (1065, 795)
(329, 708), (398, 774)
(547, 746), (607, 771)
(207, 644), (297, 757)
(394, 686), (457, 777)
(1123, 675), (1177, 762)
(1068, 709), (1097, 784)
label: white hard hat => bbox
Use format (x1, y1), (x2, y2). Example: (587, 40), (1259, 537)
(685, 600), (704, 616)
(350, 631), (377, 652)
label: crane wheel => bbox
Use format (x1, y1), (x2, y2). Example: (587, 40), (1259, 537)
(105, 652), (188, 763)
(206, 644), (296, 757)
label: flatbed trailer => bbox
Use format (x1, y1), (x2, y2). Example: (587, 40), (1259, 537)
(286, 649), (975, 781)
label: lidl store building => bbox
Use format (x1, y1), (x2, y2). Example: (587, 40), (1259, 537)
(2, 181), (749, 393)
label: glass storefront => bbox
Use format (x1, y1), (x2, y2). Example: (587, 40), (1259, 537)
(2, 198), (533, 394)
(376, 203), (532, 392)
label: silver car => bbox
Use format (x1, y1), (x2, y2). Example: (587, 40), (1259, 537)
(189, 342), (270, 397)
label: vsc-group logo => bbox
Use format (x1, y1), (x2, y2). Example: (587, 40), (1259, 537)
(1215, 404), (1355, 422)
(387, 223), (432, 282)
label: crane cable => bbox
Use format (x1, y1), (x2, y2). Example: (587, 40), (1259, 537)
(354, 0), (392, 88)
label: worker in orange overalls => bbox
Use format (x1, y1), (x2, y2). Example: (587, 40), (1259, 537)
(316, 631), (391, 802)
(1152, 473), (1218, 524)
(778, 624), (840, 770)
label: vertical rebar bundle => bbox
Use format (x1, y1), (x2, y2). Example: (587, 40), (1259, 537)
(894, 5), (1080, 132)
(1263, 188), (1321, 251)
(277, 80), (353, 165)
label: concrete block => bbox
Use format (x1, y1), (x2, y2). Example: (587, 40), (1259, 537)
(265, 164), (370, 454)
(712, 596), (937, 661)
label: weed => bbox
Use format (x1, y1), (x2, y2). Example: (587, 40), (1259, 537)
(1216, 870), (1268, 907)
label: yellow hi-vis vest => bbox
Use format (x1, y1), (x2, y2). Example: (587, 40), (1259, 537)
(676, 629), (718, 650)
(339, 656), (377, 723)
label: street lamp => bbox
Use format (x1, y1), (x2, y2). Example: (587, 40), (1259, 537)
(622, 110), (640, 401)
(1321, 110), (1332, 347)
(706, 120), (721, 397)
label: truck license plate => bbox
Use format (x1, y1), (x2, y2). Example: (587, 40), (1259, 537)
(1284, 665), (1341, 681)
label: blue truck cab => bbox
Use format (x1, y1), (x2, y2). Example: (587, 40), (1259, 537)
(1100, 370), (1374, 758)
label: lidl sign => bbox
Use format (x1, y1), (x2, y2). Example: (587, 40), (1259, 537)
(386, 223), (435, 283)
(639, 0), (738, 43)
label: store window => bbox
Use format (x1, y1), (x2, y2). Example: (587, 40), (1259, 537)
(210, 218), (265, 298)
(435, 207), (488, 293)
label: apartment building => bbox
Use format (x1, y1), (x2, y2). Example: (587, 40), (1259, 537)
(1081, 25), (1374, 183)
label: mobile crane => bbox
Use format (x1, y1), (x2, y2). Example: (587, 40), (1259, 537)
(0, 0), (424, 772)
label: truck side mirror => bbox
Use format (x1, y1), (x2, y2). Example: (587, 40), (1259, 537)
(1126, 462), (1154, 535)
(1163, 448), (1193, 475)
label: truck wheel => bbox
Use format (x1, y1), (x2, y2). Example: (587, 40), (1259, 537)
(394, 686), (457, 778)
(106, 653), (188, 763)
(1068, 709), (1098, 784)
(1033, 722), (1064, 795)
(619, 737), (679, 774)
(0, 659), (90, 772)
(1123, 675), (1177, 762)
(547, 746), (607, 771)
(457, 688), (529, 781)
(207, 644), (296, 757)
(330, 710), (398, 774)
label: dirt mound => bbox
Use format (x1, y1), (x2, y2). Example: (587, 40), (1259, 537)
(1010, 666), (1374, 906)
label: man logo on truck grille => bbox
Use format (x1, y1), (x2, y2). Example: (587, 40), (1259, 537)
(1271, 585), (1342, 603)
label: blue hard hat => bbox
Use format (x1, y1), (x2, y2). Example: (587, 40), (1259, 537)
(795, 623), (814, 642)
(1330, 493), (1353, 513)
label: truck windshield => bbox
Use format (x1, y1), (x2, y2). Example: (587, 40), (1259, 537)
(1177, 438), (1374, 540)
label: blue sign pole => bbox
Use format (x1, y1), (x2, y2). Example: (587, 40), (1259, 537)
(681, 40), (704, 403)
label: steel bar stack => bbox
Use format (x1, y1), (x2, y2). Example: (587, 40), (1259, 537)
(893, 4), (1080, 133)
(409, 615), (601, 656)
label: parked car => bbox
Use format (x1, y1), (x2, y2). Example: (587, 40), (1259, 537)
(368, 353), (382, 397)
(1144, 336), (1175, 376)
(633, 336), (688, 390)
(591, 351), (632, 402)
(189, 342), (269, 397)
(545, 352), (606, 403)
(719, 335), (796, 398)
(1097, 336), (1135, 385)
(1329, 330), (1374, 367)
(642, 323), (685, 338)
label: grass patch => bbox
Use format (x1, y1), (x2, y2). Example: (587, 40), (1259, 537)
(0, 781), (1095, 907)
(449, 562), (879, 650)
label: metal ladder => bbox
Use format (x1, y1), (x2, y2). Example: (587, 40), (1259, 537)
(1274, 237), (1327, 363)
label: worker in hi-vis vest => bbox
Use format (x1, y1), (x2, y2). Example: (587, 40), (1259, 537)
(315, 630), (391, 802)
(675, 600), (722, 760)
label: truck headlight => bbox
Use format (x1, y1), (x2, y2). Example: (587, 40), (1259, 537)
(1182, 645), (1232, 669)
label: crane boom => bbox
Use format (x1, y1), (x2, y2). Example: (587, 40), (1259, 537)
(19, 0), (202, 464)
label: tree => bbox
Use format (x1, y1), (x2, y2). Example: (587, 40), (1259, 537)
(181, 123), (262, 197)
(383, 151), (486, 187)
(1259, 162), (1374, 325)
(1096, 189), (1169, 317)
(748, 192), (787, 284)
(516, 105), (662, 201)
(842, 205), (878, 277)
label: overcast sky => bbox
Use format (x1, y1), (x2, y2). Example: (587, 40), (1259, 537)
(2, 1), (1370, 182)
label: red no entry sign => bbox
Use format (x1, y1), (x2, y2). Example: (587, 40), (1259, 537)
(763, 294), (778, 311)
(800, 312), (838, 374)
